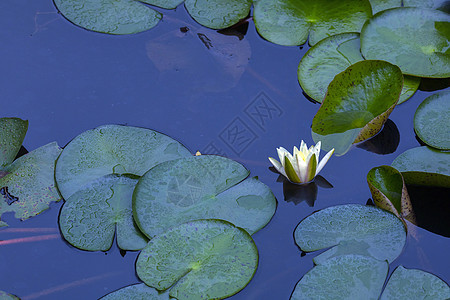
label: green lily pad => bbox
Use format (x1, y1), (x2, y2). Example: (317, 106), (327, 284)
(136, 219), (258, 299)
(54, 0), (162, 34)
(369, 0), (401, 14)
(391, 146), (450, 187)
(55, 124), (191, 200)
(403, 0), (449, 11)
(142, 0), (184, 9)
(361, 7), (450, 78)
(414, 90), (450, 150)
(0, 291), (20, 300)
(294, 204), (406, 265)
(367, 165), (415, 222)
(298, 33), (420, 104)
(253, 0), (372, 46)
(100, 283), (169, 299)
(184, 0), (252, 30)
(59, 174), (148, 251)
(380, 266), (450, 300)
(0, 142), (62, 227)
(0, 117), (28, 168)
(133, 155), (276, 238)
(291, 255), (388, 300)
(311, 60), (403, 155)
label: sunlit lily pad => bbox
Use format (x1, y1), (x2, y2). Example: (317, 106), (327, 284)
(414, 90), (450, 150)
(367, 165), (415, 222)
(294, 204), (406, 265)
(133, 155), (276, 237)
(380, 266), (450, 300)
(311, 60), (403, 155)
(0, 142), (62, 227)
(54, 0), (162, 34)
(298, 33), (419, 104)
(369, 0), (401, 14)
(391, 146), (450, 187)
(136, 219), (258, 299)
(361, 7), (450, 78)
(55, 124), (191, 200)
(291, 254), (388, 300)
(100, 283), (169, 299)
(59, 174), (148, 251)
(253, 0), (372, 46)
(0, 117), (28, 168)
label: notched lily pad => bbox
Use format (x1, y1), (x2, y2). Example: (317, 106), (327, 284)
(380, 266), (450, 300)
(311, 60), (403, 155)
(59, 174), (148, 251)
(133, 155), (276, 238)
(54, 0), (162, 34)
(0, 142), (62, 227)
(361, 7), (450, 78)
(414, 90), (450, 150)
(253, 0), (372, 46)
(294, 204), (406, 265)
(55, 124), (191, 200)
(100, 283), (169, 299)
(0, 117), (28, 168)
(391, 146), (450, 187)
(367, 165), (415, 223)
(136, 219), (258, 300)
(298, 33), (419, 104)
(291, 255), (388, 300)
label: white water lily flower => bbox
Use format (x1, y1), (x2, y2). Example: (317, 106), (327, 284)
(268, 141), (334, 184)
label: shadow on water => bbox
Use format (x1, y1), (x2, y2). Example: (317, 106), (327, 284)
(356, 119), (400, 155)
(418, 77), (450, 92)
(275, 174), (333, 206)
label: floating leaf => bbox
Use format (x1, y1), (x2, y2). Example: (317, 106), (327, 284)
(53, 0), (162, 34)
(311, 60), (403, 155)
(142, 0), (184, 9)
(0, 142), (62, 227)
(380, 266), (450, 300)
(367, 165), (415, 222)
(414, 90), (450, 150)
(403, 0), (450, 11)
(0, 117), (28, 168)
(184, 0), (252, 30)
(253, 0), (372, 46)
(59, 174), (148, 251)
(391, 146), (450, 187)
(369, 0), (401, 14)
(361, 7), (450, 78)
(0, 291), (20, 300)
(291, 255), (388, 300)
(136, 219), (258, 299)
(55, 124), (191, 199)
(294, 204), (406, 265)
(133, 155), (276, 237)
(298, 33), (419, 103)
(100, 283), (169, 299)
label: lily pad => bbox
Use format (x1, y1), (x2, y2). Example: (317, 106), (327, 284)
(184, 0), (252, 30)
(294, 204), (406, 265)
(55, 124), (191, 200)
(391, 146), (450, 187)
(369, 0), (401, 14)
(414, 90), (450, 150)
(361, 7), (450, 78)
(136, 219), (258, 300)
(133, 155), (276, 237)
(54, 0), (162, 34)
(291, 255), (388, 300)
(142, 0), (183, 9)
(311, 60), (403, 155)
(0, 142), (62, 227)
(403, 0), (450, 11)
(367, 165), (415, 222)
(59, 174), (148, 251)
(100, 283), (169, 299)
(0, 117), (28, 168)
(0, 291), (20, 300)
(298, 33), (420, 104)
(380, 266), (450, 300)
(253, 0), (372, 46)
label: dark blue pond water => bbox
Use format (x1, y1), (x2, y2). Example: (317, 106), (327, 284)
(0, 1), (449, 299)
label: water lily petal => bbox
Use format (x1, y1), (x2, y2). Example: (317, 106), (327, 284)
(277, 147), (289, 167)
(316, 148), (335, 176)
(268, 157), (286, 177)
(300, 140), (308, 155)
(306, 153), (317, 182)
(284, 155), (301, 183)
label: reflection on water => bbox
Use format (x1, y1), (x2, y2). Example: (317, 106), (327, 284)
(277, 174), (333, 206)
